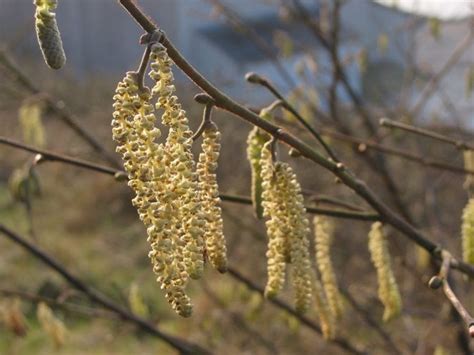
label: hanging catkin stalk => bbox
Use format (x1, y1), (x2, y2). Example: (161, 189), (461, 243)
(314, 216), (344, 319)
(34, 0), (66, 69)
(368, 222), (402, 322)
(197, 121), (228, 272)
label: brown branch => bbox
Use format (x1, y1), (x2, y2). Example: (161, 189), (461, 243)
(245, 72), (340, 163)
(429, 252), (474, 338)
(0, 49), (120, 168)
(319, 128), (474, 175)
(117, 0), (474, 278)
(0, 288), (116, 319)
(0, 136), (379, 221)
(0, 224), (211, 354)
(380, 118), (474, 151)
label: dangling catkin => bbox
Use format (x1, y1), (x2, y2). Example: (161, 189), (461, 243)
(314, 216), (344, 319)
(461, 198), (474, 264)
(368, 222), (402, 322)
(312, 274), (336, 339)
(37, 302), (66, 348)
(34, 0), (66, 69)
(246, 126), (270, 219)
(260, 141), (313, 313)
(197, 122), (227, 272)
(260, 142), (288, 298)
(150, 44), (206, 282)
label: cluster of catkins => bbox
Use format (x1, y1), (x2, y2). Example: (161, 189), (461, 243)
(34, 0), (66, 69)
(253, 139), (337, 338)
(112, 44), (226, 317)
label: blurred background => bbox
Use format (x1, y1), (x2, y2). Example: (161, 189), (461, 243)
(0, 0), (473, 354)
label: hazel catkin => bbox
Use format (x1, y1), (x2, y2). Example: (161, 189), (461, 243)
(314, 216), (344, 319)
(34, 0), (66, 69)
(197, 122), (228, 272)
(368, 222), (402, 322)
(260, 141), (313, 313)
(246, 126), (271, 219)
(461, 198), (474, 264)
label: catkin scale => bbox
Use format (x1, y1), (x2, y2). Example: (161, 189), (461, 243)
(461, 198), (474, 264)
(314, 216), (344, 319)
(34, 0), (66, 69)
(368, 222), (402, 322)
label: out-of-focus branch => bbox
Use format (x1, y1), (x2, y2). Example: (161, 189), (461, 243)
(380, 118), (474, 151)
(0, 49), (120, 168)
(0, 224), (211, 354)
(410, 30), (474, 118)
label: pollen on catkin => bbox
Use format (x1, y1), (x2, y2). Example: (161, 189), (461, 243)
(150, 43), (206, 281)
(197, 122), (228, 272)
(461, 198), (474, 264)
(314, 216), (344, 319)
(246, 126), (271, 219)
(368, 222), (402, 322)
(260, 141), (313, 313)
(112, 69), (193, 317)
(34, 0), (66, 69)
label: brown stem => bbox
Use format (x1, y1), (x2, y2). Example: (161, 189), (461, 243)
(380, 118), (474, 151)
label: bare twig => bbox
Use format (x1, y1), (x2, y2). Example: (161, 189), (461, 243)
(0, 224), (211, 354)
(429, 252), (474, 338)
(245, 72), (340, 163)
(380, 118), (474, 151)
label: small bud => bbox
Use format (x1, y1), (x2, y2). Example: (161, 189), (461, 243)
(245, 72), (265, 85)
(428, 275), (443, 290)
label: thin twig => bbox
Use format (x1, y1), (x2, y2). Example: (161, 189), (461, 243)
(0, 224), (211, 354)
(380, 118), (474, 151)
(429, 252), (474, 338)
(0, 136), (379, 221)
(245, 72), (340, 162)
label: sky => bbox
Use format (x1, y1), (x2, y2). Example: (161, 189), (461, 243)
(373, 0), (474, 20)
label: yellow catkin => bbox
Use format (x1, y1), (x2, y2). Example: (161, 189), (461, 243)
(37, 302), (66, 348)
(260, 142), (313, 313)
(461, 198), (474, 264)
(464, 150), (474, 192)
(246, 126), (271, 219)
(112, 43), (210, 317)
(368, 222), (402, 322)
(197, 122), (227, 272)
(312, 274), (336, 339)
(19, 99), (46, 148)
(34, 0), (66, 69)
(314, 216), (344, 319)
